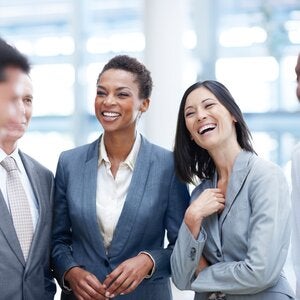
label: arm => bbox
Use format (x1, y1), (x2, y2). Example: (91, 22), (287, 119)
(51, 154), (79, 284)
(291, 146), (300, 299)
(44, 174), (57, 297)
(171, 187), (225, 290)
(51, 154), (107, 299)
(191, 163), (291, 294)
(145, 172), (190, 278)
(171, 222), (207, 290)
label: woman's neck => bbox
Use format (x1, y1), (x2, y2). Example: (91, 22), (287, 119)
(209, 143), (242, 181)
(103, 131), (137, 162)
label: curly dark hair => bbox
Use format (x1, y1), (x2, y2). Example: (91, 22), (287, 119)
(97, 55), (152, 99)
(174, 80), (255, 184)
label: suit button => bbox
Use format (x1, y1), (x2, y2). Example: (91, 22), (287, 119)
(104, 260), (109, 267)
(190, 247), (196, 261)
(216, 250), (222, 258)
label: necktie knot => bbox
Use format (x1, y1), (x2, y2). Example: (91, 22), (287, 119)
(1, 156), (18, 172)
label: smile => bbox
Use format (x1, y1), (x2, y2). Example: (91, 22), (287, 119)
(198, 123), (216, 135)
(102, 111), (121, 117)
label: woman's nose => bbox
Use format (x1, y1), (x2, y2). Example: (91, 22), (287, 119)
(196, 109), (207, 121)
(103, 95), (115, 105)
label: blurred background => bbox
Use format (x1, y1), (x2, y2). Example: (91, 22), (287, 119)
(1, 0), (299, 298)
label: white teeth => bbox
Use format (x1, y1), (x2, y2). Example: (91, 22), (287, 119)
(199, 124), (216, 134)
(102, 111), (120, 117)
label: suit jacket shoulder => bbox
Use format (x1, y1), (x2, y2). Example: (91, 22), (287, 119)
(141, 136), (175, 170)
(19, 150), (53, 177)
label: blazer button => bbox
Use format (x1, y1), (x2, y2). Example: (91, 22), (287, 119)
(104, 260), (109, 267)
(216, 250), (222, 258)
(190, 247), (196, 261)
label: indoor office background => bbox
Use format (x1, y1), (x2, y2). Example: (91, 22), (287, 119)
(0, 0), (299, 299)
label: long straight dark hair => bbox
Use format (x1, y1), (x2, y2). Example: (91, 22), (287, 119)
(174, 80), (255, 184)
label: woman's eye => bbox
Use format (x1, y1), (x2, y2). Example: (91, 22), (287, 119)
(97, 91), (106, 96)
(185, 111), (194, 117)
(118, 93), (129, 98)
(205, 103), (214, 109)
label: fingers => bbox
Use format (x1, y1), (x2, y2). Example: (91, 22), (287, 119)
(86, 273), (107, 297)
(104, 267), (139, 298)
(118, 280), (139, 296)
(65, 267), (107, 300)
(105, 274), (139, 298)
(103, 267), (125, 298)
(104, 256), (151, 298)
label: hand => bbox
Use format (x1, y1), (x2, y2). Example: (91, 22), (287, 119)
(64, 267), (108, 300)
(195, 256), (209, 276)
(184, 188), (225, 238)
(103, 253), (154, 298)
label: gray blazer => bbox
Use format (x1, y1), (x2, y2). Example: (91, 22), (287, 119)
(51, 135), (190, 300)
(0, 151), (56, 300)
(171, 151), (295, 300)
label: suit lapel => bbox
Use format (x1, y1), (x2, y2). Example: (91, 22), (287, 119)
(219, 151), (254, 227)
(0, 175), (26, 266)
(109, 137), (152, 257)
(82, 139), (107, 257)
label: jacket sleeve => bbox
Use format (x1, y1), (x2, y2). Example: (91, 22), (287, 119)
(51, 153), (80, 286)
(291, 144), (300, 300)
(171, 221), (207, 290)
(190, 163), (291, 294)
(145, 171), (190, 280)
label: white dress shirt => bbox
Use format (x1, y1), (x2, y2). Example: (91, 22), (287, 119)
(96, 133), (141, 251)
(0, 148), (39, 230)
(292, 142), (300, 300)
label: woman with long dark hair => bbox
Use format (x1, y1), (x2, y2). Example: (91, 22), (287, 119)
(171, 80), (294, 300)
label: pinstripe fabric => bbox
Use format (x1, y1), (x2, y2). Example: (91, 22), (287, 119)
(1, 156), (33, 261)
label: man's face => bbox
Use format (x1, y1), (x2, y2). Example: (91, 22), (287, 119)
(296, 53), (300, 101)
(0, 67), (33, 143)
(0, 67), (24, 127)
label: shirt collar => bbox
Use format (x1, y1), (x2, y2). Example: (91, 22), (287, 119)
(98, 133), (141, 171)
(0, 147), (23, 173)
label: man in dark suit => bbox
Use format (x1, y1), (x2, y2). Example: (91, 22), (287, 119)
(0, 37), (56, 299)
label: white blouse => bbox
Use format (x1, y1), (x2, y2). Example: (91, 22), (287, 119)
(96, 133), (141, 250)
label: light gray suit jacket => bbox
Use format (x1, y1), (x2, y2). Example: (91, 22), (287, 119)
(0, 151), (56, 300)
(171, 151), (295, 300)
(52, 135), (190, 300)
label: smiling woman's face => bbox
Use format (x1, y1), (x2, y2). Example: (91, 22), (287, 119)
(95, 68), (149, 135)
(184, 86), (237, 151)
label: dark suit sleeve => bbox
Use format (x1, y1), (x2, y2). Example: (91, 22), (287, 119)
(51, 154), (80, 286)
(44, 174), (57, 296)
(145, 172), (190, 280)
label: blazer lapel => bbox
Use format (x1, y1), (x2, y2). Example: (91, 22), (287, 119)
(82, 139), (107, 257)
(109, 137), (152, 257)
(219, 151), (254, 227)
(0, 184), (26, 266)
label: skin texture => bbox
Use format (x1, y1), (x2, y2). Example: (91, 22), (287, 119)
(0, 69), (33, 154)
(64, 68), (153, 299)
(0, 67), (25, 129)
